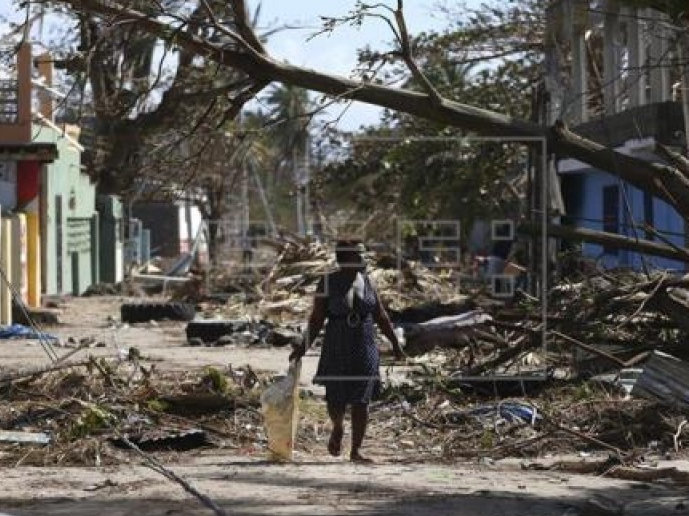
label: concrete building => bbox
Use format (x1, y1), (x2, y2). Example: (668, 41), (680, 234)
(545, 1), (688, 271)
(0, 42), (101, 311)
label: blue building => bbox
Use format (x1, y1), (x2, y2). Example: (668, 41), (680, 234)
(545, 2), (688, 274)
(560, 134), (686, 274)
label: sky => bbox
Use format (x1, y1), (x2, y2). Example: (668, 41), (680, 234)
(249, 0), (453, 130)
(0, 0), (460, 130)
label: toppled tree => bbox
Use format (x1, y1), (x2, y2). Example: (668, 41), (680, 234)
(18, 0), (689, 256)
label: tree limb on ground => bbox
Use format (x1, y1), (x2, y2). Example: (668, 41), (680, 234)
(519, 223), (689, 264)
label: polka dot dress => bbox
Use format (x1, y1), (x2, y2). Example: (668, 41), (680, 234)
(313, 271), (381, 406)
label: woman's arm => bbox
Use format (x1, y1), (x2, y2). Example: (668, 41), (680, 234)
(305, 295), (327, 349)
(290, 278), (327, 362)
(373, 290), (405, 360)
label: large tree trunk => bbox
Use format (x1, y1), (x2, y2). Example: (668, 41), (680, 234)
(519, 223), (689, 264)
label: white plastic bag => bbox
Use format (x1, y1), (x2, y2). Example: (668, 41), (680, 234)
(260, 360), (301, 461)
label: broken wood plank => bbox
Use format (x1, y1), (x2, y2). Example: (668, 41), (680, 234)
(403, 311), (492, 356)
(0, 430), (50, 445)
(0, 359), (91, 385)
(632, 351), (689, 410)
(552, 331), (627, 368)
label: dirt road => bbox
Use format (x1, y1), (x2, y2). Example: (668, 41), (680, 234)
(2, 453), (689, 516)
(1, 297), (688, 516)
(0, 297), (306, 376)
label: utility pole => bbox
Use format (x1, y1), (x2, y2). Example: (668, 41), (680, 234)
(294, 139), (311, 237)
(304, 134), (311, 236)
(241, 160), (250, 264)
(679, 19), (689, 155)
(251, 163), (277, 236)
(678, 16), (689, 265)
(294, 146), (304, 236)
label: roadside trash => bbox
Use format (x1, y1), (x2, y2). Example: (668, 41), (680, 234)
(617, 368), (643, 396)
(0, 430), (51, 445)
(468, 402), (539, 426)
(260, 360), (301, 461)
(0, 324), (58, 341)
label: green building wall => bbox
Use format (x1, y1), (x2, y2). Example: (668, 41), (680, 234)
(33, 123), (97, 296)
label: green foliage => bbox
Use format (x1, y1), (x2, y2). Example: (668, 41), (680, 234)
(145, 398), (170, 412)
(480, 428), (495, 449)
(69, 405), (115, 439)
(572, 382), (595, 402)
(203, 367), (229, 394)
(318, 1), (542, 232)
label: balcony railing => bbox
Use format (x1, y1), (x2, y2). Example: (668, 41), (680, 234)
(573, 102), (686, 148)
(0, 79), (19, 124)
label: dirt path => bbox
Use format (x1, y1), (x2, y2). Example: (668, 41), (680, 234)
(1, 453), (688, 516)
(0, 297), (310, 377)
(1, 297), (688, 515)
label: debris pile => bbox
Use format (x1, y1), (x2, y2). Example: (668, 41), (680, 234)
(0, 358), (269, 466)
(6, 236), (689, 482)
(365, 374), (689, 481)
(254, 237), (464, 319)
(185, 319), (302, 348)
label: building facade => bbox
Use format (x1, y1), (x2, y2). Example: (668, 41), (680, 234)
(546, 0), (689, 271)
(0, 41), (119, 316)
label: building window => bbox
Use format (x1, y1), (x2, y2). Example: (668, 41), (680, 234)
(602, 185), (619, 255)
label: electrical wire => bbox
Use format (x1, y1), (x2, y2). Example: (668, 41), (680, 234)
(564, 214), (686, 238)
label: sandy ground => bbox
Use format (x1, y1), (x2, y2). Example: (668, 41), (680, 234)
(2, 453), (689, 516)
(1, 296), (309, 376)
(1, 297), (689, 516)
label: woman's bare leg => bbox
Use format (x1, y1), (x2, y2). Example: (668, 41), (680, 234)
(350, 403), (372, 462)
(327, 402), (345, 456)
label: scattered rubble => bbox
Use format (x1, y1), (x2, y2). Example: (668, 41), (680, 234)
(3, 237), (689, 489)
(0, 359), (268, 466)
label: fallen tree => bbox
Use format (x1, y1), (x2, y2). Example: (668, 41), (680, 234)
(519, 223), (689, 264)
(37, 0), (689, 226)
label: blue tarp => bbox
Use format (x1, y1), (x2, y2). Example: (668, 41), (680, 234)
(469, 402), (540, 425)
(0, 324), (58, 341)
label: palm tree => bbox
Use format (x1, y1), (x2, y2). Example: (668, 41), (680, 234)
(264, 84), (314, 234)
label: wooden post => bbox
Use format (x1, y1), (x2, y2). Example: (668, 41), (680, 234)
(625, 6), (646, 108)
(26, 211), (41, 307)
(0, 217), (11, 324)
(603, 1), (621, 114)
(11, 213), (28, 305)
(648, 9), (671, 103)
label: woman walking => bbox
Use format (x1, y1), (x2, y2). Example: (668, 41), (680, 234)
(290, 239), (405, 463)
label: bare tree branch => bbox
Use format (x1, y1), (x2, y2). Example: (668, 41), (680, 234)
(230, 0), (267, 54)
(656, 142), (689, 178)
(393, 0), (442, 103)
(39, 0), (689, 220)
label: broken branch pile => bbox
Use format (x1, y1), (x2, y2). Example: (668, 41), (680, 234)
(254, 237), (464, 319)
(0, 357), (269, 466)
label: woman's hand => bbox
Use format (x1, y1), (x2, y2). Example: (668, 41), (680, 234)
(289, 341), (306, 362)
(393, 346), (408, 362)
